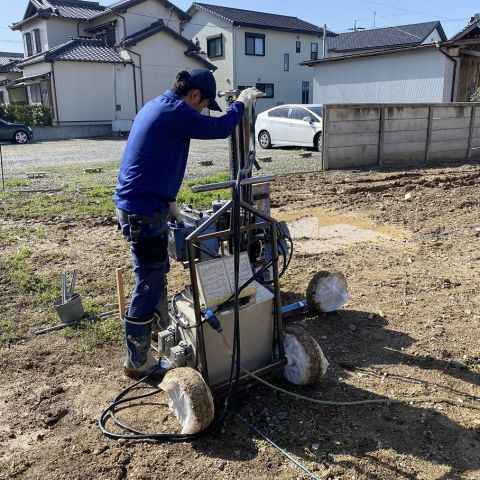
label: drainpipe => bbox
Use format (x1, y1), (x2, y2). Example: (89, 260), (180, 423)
(51, 61), (60, 125)
(123, 47), (144, 106)
(232, 25), (239, 88)
(112, 64), (118, 122)
(438, 45), (458, 102)
(131, 62), (138, 114)
(322, 24), (327, 58)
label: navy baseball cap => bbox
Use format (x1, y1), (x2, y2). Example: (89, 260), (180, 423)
(188, 69), (222, 112)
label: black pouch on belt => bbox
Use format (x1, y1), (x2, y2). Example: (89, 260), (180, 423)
(135, 230), (168, 263)
(128, 214), (142, 241)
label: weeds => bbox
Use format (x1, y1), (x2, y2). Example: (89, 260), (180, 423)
(0, 174), (232, 219)
(63, 315), (123, 358)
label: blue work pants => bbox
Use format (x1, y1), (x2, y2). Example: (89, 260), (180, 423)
(116, 208), (170, 318)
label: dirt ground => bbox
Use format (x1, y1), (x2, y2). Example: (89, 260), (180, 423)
(1, 161), (479, 480)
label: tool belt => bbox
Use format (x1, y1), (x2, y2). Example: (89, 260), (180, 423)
(117, 208), (169, 263)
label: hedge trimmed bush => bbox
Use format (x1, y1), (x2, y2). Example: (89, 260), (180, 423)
(0, 104), (53, 126)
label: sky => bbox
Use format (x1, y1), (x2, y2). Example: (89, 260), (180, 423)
(0, 0), (478, 53)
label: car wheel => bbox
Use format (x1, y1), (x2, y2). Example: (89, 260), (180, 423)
(13, 130), (29, 144)
(258, 130), (272, 149)
(314, 132), (322, 152)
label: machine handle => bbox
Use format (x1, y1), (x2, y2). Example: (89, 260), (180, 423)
(190, 175), (276, 193)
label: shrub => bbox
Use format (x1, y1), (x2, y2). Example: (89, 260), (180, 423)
(470, 88), (480, 102)
(14, 105), (34, 126)
(0, 103), (53, 126)
(0, 104), (16, 123)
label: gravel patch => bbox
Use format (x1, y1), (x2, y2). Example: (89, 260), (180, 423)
(0, 137), (322, 190)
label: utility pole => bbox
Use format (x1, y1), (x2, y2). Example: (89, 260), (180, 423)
(373, 11), (377, 28)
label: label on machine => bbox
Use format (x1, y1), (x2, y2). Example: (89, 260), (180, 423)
(195, 252), (257, 308)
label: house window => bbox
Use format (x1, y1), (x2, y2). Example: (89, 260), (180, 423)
(284, 53), (289, 71)
(207, 34), (223, 58)
(310, 42), (318, 60)
(28, 84), (42, 104)
(256, 83), (274, 98)
(0, 91), (4, 104)
(33, 28), (42, 53)
(96, 28), (115, 47)
(245, 33), (265, 56)
(296, 40), (301, 53)
(24, 32), (33, 57)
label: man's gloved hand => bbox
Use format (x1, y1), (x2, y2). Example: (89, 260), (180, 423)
(237, 87), (266, 108)
(169, 201), (181, 220)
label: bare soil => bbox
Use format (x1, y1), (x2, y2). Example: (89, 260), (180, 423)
(1, 161), (480, 480)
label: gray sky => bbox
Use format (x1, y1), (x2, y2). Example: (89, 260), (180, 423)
(0, 0), (476, 53)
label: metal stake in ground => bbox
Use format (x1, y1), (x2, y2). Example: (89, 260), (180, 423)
(0, 145), (4, 191)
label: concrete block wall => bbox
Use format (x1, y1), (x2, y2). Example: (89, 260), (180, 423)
(322, 103), (480, 170)
(32, 124), (112, 141)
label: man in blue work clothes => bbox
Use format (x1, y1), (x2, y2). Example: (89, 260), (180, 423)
(115, 69), (262, 378)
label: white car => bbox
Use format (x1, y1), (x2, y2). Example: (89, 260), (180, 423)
(255, 104), (323, 150)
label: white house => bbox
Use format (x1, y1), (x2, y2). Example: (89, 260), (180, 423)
(0, 52), (26, 105)
(10, 0), (215, 129)
(302, 21), (457, 104)
(182, 3), (332, 112)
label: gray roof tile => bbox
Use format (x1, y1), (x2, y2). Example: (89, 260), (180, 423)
(12, 0), (106, 29)
(328, 21), (445, 53)
(17, 39), (127, 67)
(121, 20), (216, 70)
(191, 3), (328, 35)
(0, 52), (24, 66)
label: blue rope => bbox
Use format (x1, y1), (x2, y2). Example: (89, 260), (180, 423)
(235, 413), (321, 480)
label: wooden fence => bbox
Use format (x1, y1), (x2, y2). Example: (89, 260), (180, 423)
(321, 103), (480, 170)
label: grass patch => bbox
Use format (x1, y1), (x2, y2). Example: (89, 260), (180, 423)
(0, 248), (59, 305)
(0, 319), (26, 346)
(0, 174), (232, 218)
(64, 315), (123, 357)
(0, 188), (115, 219)
(4, 179), (29, 187)
(179, 172), (231, 208)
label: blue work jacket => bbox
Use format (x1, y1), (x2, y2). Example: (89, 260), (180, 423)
(114, 90), (244, 216)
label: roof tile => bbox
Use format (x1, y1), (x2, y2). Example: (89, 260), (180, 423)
(328, 21), (444, 53)
(17, 39), (127, 67)
(192, 3), (327, 35)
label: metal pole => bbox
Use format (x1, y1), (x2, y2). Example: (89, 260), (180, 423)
(0, 145), (4, 191)
(323, 24), (327, 58)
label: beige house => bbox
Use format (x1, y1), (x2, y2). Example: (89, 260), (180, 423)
(10, 0), (215, 130)
(0, 52), (26, 105)
(182, 3), (332, 113)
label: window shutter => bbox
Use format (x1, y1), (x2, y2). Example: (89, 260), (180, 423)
(34, 29), (42, 53)
(24, 32), (33, 57)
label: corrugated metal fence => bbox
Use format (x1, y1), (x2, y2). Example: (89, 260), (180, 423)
(321, 103), (480, 170)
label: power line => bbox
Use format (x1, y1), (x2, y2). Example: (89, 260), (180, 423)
(375, 16), (421, 39)
(359, 0), (467, 22)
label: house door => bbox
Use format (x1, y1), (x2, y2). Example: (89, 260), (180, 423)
(302, 81), (310, 104)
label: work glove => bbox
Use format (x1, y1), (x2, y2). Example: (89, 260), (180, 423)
(237, 87), (265, 107)
(169, 201), (181, 220)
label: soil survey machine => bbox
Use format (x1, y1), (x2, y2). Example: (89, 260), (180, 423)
(100, 92), (350, 439)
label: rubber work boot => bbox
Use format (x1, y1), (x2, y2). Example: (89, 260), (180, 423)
(151, 289), (169, 342)
(124, 314), (171, 379)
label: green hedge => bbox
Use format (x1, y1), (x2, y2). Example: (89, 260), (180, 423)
(0, 104), (53, 126)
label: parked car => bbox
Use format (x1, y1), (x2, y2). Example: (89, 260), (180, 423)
(0, 119), (33, 144)
(255, 104), (323, 150)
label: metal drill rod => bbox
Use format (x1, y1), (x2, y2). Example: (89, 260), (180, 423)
(190, 175), (276, 193)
